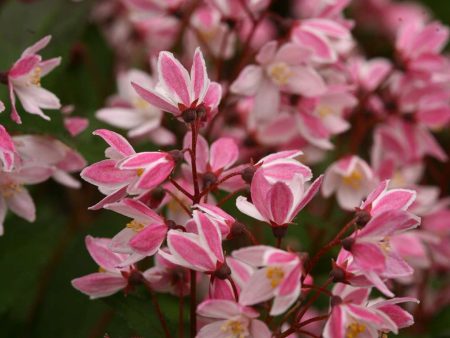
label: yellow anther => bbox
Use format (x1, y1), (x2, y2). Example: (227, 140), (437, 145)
(133, 97), (150, 110)
(30, 66), (42, 86)
(346, 322), (366, 338)
(136, 168), (144, 176)
(199, 28), (219, 42)
(220, 320), (246, 338)
(266, 266), (285, 288)
(0, 183), (22, 198)
(342, 169), (363, 189)
(379, 237), (391, 252)
(98, 266), (106, 273)
(317, 105), (334, 118)
(126, 220), (145, 232)
(268, 62), (292, 86)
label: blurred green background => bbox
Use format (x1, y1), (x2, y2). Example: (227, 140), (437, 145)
(0, 0), (448, 337)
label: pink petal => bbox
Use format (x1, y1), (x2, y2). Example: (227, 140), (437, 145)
(64, 117), (89, 137)
(249, 319), (272, 338)
(93, 129), (135, 157)
(372, 189), (416, 215)
(292, 174), (324, 215)
(131, 82), (179, 115)
(346, 304), (385, 326)
(195, 211), (224, 263)
(119, 152), (167, 169)
(230, 65), (263, 96)
(202, 82), (222, 110)
(6, 188), (35, 222)
(9, 55), (41, 78)
(71, 272), (126, 299)
(85, 235), (124, 270)
(21, 35), (51, 56)
(235, 196), (267, 222)
(250, 169), (273, 220)
(352, 242), (386, 272)
(81, 159), (134, 187)
(209, 137), (239, 172)
(167, 231), (216, 271)
(134, 160), (174, 190)
(323, 307), (344, 338)
(359, 209), (420, 238)
(292, 28), (336, 62)
(191, 47), (208, 100)
(268, 182), (293, 225)
(196, 299), (241, 318)
(105, 198), (163, 224)
(232, 245), (273, 267)
(129, 223), (167, 255)
(278, 265), (301, 296)
(239, 268), (274, 305)
(158, 51), (192, 106)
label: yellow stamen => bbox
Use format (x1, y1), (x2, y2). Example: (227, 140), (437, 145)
(268, 62), (292, 86)
(346, 322), (366, 338)
(266, 267), (285, 288)
(342, 170), (363, 189)
(126, 220), (145, 232)
(133, 97), (150, 110)
(220, 320), (246, 338)
(199, 28), (219, 42)
(30, 66), (42, 86)
(0, 183), (22, 198)
(380, 333), (389, 338)
(379, 237), (391, 253)
(317, 105), (334, 118)
(136, 168), (144, 177)
(98, 266), (106, 273)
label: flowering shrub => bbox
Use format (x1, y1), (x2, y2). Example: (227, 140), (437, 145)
(0, 0), (449, 337)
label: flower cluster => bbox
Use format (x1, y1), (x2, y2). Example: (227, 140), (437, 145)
(1, 0), (449, 337)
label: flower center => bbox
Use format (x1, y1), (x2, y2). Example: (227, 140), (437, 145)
(126, 220), (145, 232)
(346, 322), (366, 338)
(268, 62), (292, 86)
(136, 168), (144, 176)
(342, 169), (363, 189)
(266, 266), (285, 288)
(98, 266), (106, 273)
(379, 237), (391, 252)
(220, 319), (246, 338)
(0, 183), (22, 198)
(30, 66), (42, 86)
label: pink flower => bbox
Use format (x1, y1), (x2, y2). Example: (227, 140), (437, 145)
(7, 35), (61, 124)
(232, 245), (302, 315)
(104, 198), (170, 265)
(0, 125), (16, 172)
(349, 57), (392, 92)
(322, 156), (376, 210)
(159, 210), (226, 273)
(132, 48), (222, 120)
(71, 236), (145, 299)
(236, 168), (323, 227)
(13, 135), (86, 188)
(323, 284), (411, 337)
(196, 299), (271, 338)
(291, 18), (353, 63)
(183, 133), (244, 192)
(81, 129), (176, 209)
(230, 41), (326, 122)
(96, 69), (174, 145)
(0, 164), (52, 235)
(144, 249), (191, 297)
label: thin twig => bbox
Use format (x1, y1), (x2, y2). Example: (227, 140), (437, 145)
(144, 282), (172, 338)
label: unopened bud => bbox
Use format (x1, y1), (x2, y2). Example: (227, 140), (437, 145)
(330, 266), (346, 283)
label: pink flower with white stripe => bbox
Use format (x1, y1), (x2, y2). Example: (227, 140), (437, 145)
(322, 156), (376, 211)
(96, 69), (174, 145)
(196, 299), (271, 338)
(183, 133), (245, 192)
(230, 41), (326, 122)
(323, 284), (415, 338)
(71, 236), (147, 299)
(236, 168), (323, 228)
(232, 246), (302, 315)
(104, 198), (171, 266)
(159, 210), (227, 274)
(6, 35), (61, 124)
(81, 129), (176, 209)
(132, 48), (222, 121)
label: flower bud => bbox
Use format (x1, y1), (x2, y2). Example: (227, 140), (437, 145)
(355, 209), (371, 228)
(330, 265), (347, 283)
(214, 262), (231, 280)
(202, 172), (218, 189)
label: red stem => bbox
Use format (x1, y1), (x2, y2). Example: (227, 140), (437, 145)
(227, 276), (239, 302)
(190, 121), (201, 203)
(169, 177), (194, 201)
(302, 217), (356, 282)
(164, 189), (192, 216)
